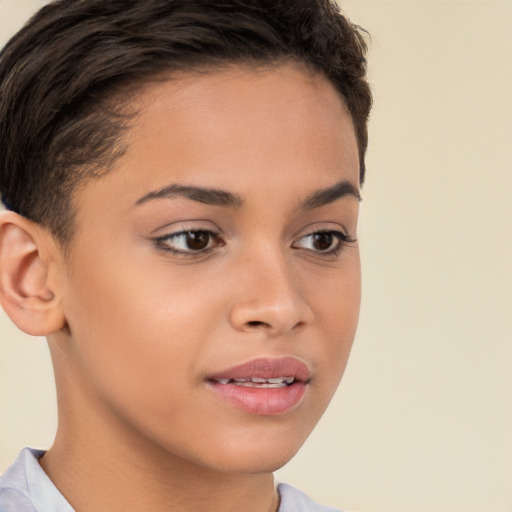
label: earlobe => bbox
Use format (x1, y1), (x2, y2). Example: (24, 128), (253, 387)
(0, 211), (66, 336)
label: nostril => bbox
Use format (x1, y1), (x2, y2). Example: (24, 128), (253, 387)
(247, 321), (267, 328)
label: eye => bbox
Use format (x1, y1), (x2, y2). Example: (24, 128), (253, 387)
(293, 230), (352, 255)
(153, 230), (223, 255)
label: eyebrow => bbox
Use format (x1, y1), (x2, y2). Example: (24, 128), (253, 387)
(134, 179), (360, 209)
(135, 183), (244, 208)
(301, 180), (361, 209)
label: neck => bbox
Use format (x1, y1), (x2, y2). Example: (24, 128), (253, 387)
(42, 445), (277, 512)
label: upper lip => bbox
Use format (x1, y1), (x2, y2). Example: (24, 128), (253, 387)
(207, 356), (311, 382)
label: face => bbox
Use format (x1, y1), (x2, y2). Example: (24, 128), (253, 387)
(54, 63), (361, 474)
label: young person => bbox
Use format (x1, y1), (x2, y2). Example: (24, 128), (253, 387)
(0, 1), (372, 510)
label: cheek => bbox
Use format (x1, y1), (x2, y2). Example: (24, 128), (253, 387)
(311, 256), (361, 380)
(315, 251), (361, 326)
(61, 254), (222, 415)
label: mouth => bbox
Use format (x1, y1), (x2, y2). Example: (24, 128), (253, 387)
(206, 357), (310, 416)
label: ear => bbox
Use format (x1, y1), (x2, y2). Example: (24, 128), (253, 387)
(0, 211), (66, 336)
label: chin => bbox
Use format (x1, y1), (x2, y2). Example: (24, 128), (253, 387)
(194, 425), (312, 475)
(213, 449), (299, 475)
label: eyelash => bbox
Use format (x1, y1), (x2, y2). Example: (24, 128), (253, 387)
(152, 229), (355, 258)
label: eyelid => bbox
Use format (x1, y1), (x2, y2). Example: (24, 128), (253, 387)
(292, 223), (352, 242)
(148, 218), (219, 236)
(293, 229), (349, 245)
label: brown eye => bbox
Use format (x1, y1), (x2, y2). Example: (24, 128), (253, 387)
(311, 232), (334, 251)
(155, 229), (223, 255)
(293, 230), (350, 255)
(185, 231), (210, 250)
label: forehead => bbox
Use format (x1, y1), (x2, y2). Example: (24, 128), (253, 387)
(128, 64), (357, 182)
(71, 63), (359, 229)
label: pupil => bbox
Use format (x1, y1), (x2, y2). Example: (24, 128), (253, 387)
(313, 233), (333, 251)
(186, 231), (209, 250)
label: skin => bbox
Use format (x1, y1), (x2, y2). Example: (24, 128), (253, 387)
(0, 63), (361, 512)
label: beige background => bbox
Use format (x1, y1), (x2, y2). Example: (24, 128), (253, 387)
(1, 1), (511, 511)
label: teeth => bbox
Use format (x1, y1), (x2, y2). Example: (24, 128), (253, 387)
(235, 381), (287, 388)
(267, 377), (285, 384)
(215, 377), (295, 387)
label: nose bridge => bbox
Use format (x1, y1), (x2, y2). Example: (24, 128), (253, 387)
(229, 241), (313, 335)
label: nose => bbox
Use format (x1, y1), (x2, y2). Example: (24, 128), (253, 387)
(228, 251), (314, 337)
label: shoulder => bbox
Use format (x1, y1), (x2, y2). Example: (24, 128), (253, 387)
(0, 448), (73, 512)
(277, 483), (343, 512)
(0, 488), (38, 512)
(0, 448), (43, 512)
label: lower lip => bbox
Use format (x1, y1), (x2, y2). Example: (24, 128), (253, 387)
(208, 381), (307, 416)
